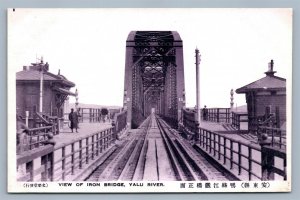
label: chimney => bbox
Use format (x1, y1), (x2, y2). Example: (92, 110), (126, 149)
(265, 59), (277, 76)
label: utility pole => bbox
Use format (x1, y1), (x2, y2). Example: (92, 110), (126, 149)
(230, 89), (234, 110)
(39, 57), (44, 113)
(195, 48), (201, 125)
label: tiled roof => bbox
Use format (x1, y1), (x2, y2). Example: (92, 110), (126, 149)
(236, 75), (286, 93)
(16, 70), (75, 87)
(54, 87), (76, 96)
(17, 70), (57, 81)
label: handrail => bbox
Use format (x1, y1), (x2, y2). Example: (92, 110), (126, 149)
(195, 127), (286, 181)
(258, 125), (286, 149)
(231, 112), (248, 130)
(17, 126), (117, 182)
(17, 125), (53, 154)
(201, 108), (231, 123)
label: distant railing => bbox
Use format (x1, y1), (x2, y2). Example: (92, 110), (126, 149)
(202, 108), (231, 123)
(184, 108), (248, 130)
(231, 112), (248, 130)
(195, 127), (287, 181)
(79, 108), (102, 123)
(64, 108), (118, 124)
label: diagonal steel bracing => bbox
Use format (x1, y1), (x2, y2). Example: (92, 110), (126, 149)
(124, 31), (185, 129)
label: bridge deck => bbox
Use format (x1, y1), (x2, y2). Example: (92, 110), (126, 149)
(199, 120), (256, 144)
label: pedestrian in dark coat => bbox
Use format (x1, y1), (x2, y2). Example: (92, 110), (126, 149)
(203, 105), (208, 121)
(69, 108), (79, 133)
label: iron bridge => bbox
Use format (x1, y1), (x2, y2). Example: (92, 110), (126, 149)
(123, 31), (185, 128)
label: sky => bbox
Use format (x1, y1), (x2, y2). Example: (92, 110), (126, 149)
(8, 8), (292, 108)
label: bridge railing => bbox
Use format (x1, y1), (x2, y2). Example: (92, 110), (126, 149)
(52, 127), (115, 181)
(17, 126), (116, 182)
(195, 127), (287, 181)
(17, 126), (54, 155)
(258, 126), (286, 150)
(231, 112), (248, 130)
(64, 108), (102, 123)
(202, 108), (231, 123)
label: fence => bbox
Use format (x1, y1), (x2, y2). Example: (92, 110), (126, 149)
(202, 108), (231, 123)
(258, 126), (286, 150)
(231, 112), (248, 130)
(17, 108), (128, 182)
(195, 127), (287, 181)
(35, 112), (61, 135)
(17, 126), (116, 182)
(79, 108), (102, 122)
(17, 125), (54, 155)
(64, 108), (118, 124)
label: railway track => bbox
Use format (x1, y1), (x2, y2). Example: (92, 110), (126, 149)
(85, 114), (232, 181)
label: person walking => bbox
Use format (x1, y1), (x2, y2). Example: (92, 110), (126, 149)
(69, 108), (79, 133)
(203, 105), (208, 121)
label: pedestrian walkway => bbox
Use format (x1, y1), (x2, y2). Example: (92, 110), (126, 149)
(53, 122), (112, 147)
(199, 120), (230, 131)
(199, 120), (256, 144)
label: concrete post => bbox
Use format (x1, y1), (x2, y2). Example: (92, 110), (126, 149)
(25, 111), (29, 127)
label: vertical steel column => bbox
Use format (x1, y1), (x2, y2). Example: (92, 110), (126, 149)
(173, 31), (185, 125)
(124, 32), (135, 128)
(195, 48), (201, 125)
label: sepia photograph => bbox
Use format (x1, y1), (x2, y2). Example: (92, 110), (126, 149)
(7, 8), (292, 193)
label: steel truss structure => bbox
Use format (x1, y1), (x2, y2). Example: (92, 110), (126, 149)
(124, 31), (185, 128)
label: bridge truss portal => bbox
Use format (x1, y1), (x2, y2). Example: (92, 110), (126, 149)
(123, 31), (186, 128)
